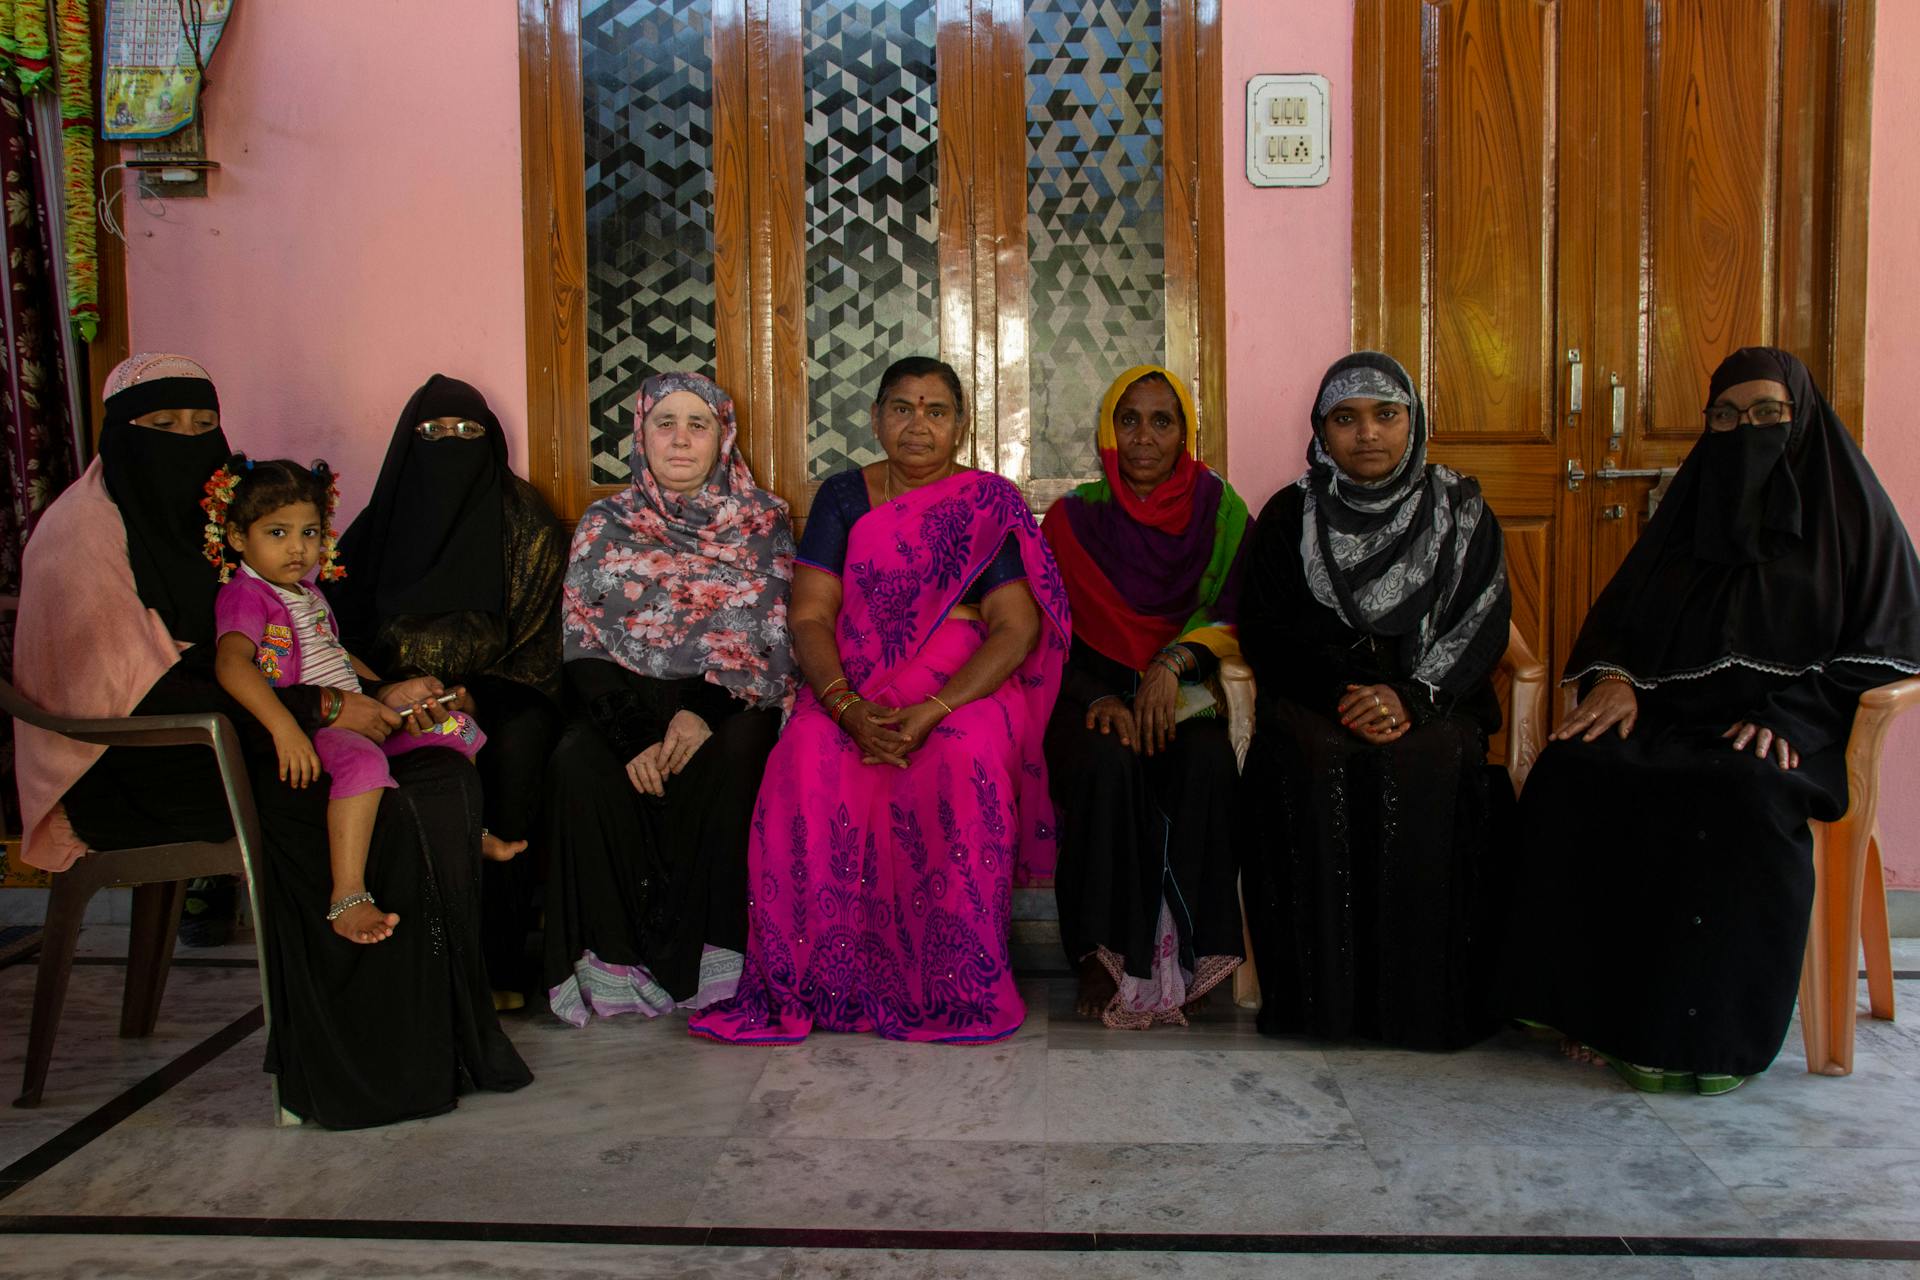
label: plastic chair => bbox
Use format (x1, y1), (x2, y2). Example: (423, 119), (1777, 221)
(1227, 621), (1548, 1010)
(0, 677), (280, 1117)
(1796, 676), (1918, 1076)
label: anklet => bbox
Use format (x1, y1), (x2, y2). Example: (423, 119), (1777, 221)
(326, 891), (375, 921)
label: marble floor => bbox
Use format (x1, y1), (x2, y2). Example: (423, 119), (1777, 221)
(0, 930), (1916, 1279)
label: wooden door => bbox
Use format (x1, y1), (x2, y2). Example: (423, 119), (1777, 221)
(1353, 0), (1873, 697)
(518, 0), (1223, 524)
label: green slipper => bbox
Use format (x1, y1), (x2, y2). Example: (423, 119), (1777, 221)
(1600, 1054), (1670, 1093)
(1594, 1052), (1694, 1093)
(1694, 1073), (1747, 1096)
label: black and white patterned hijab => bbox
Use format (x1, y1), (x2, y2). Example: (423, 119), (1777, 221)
(1298, 351), (1510, 694)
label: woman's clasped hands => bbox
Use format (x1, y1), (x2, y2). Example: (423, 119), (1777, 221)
(1083, 662), (1180, 757)
(845, 698), (946, 768)
(626, 709), (714, 796)
(1339, 682), (1410, 743)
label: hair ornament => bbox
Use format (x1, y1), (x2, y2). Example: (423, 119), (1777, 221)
(197, 452), (348, 584)
(200, 461), (245, 583)
(317, 467), (346, 582)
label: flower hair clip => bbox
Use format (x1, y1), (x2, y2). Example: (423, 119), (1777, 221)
(198, 458), (348, 584)
(316, 466), (346, 582)
(200, 466), (243, 583)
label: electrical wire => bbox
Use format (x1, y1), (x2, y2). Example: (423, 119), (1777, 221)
(97, 162), (169, 244)
(178, 0), (211, 89)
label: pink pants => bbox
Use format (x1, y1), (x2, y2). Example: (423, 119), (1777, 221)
(314, 711), (486, 800)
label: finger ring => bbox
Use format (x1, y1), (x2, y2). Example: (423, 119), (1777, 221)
(1388, 714), (1397, 728)
(1374, 695), (1384, 710)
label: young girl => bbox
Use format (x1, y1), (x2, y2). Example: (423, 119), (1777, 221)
(207, 457), (504, 945)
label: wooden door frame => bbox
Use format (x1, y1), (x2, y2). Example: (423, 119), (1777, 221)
(518, 0), (1223, 520)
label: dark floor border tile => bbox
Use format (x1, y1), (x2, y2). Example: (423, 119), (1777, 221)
(69, 956), (260, 969)
(1, 1217), (1916, 1261)
(0, 1006), (262, 1203)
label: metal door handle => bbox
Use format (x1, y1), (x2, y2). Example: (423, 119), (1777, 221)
(1593, 465), (1680, 519)
(1610, 375), (1626, 451)
(1567, 349), (1583, 414)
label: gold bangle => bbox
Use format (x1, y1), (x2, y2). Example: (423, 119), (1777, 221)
(821, 676), (850, 698)
(833, 696), (863, 726)
(929, 693), (955, 716)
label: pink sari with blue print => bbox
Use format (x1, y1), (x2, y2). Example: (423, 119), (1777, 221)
(689, 470), (1070, 1044)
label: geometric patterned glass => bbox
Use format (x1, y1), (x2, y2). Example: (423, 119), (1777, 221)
(1026, 0), (1165, 481)
(582, 0), (717, 486)
(804, 0), (942, 481)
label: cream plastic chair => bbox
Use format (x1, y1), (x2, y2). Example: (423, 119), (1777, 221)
(1796, 676), (1918, 1076)
(1226, 621), (1548, 1009)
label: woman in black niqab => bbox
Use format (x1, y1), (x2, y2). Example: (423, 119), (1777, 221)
(1502, 347), (1920, 1093)
(335, 375), (567, 1003)
(336, 374), (507, 627)
(96, 372), (229, 646)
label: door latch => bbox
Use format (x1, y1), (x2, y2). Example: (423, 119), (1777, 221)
(1565, 458), (1585, 492)
(1601, 504), (1627, 520)
(1609, 374), (1626, 452)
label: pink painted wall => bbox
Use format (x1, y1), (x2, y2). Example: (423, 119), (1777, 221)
(1864, 0), (1920, 889)
(1220, 3), (1354, 511)
(118, 1), (529, 520)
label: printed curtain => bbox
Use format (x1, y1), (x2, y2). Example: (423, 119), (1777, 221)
(0, 4), (84, 867)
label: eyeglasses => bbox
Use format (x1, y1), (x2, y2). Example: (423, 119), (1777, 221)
(1704, 400), (1793, 430)
(415, 419), (488, 441)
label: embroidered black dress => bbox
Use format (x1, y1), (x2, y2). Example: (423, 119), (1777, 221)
(1238, 485), (1511, 1050)
(1237, 352), (1513, 1051)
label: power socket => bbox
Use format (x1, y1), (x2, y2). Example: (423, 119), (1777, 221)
(1247, 74), (1331, 187)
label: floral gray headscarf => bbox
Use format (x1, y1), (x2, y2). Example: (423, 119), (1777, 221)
(561, 372), (797, 709)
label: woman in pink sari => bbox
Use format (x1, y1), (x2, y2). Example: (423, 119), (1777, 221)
(690, 357), (1071, 1044)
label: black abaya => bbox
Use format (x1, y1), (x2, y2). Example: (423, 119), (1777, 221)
(1239, 484), (1510, 1051)
(1501, 671), (1845, 1076)
(64, 661), (531, 1129)
(1504, 347), (1920, 1078)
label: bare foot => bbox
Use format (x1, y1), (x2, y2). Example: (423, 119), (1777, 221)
(481, 832), (526, 862)
(1075, 954), (1117, 1019)
(1560, 1038), (1603, 1066)
(331, 898), (399, 944)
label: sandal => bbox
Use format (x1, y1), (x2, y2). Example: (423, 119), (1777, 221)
(1596, 1052), (1692, 1093)
(1694, 1072), (1747, 1096)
